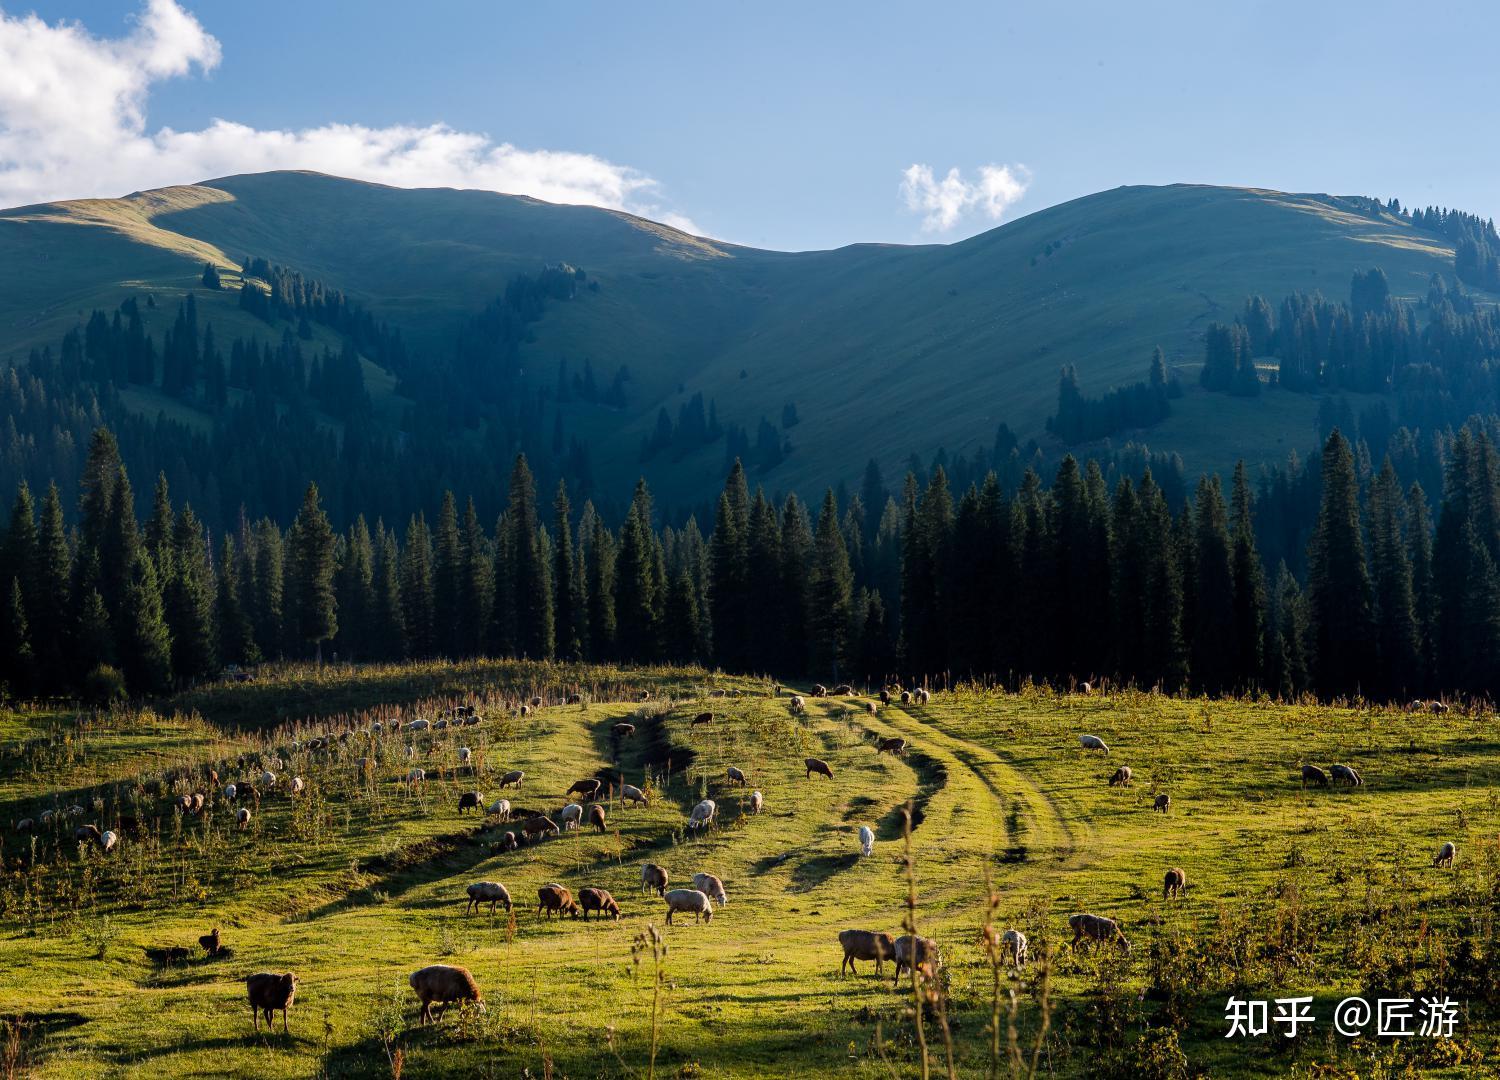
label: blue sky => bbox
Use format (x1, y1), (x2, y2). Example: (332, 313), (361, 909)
(4, 0), (1498, 250)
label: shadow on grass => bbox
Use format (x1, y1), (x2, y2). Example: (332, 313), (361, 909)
(790, 851), (861, 892)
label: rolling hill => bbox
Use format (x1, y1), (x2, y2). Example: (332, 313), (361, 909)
(0, 171), (1475, 512)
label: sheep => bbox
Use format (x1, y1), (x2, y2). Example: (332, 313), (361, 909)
(1300, 764), (1328, 789)
(1434, 841), (1457, 868)
(1078, 735), (1109, 753)
(75, 824), (102, 846)
(893, 935), (941, 983)
(664, 888), (713, 925)
(247, 972), (297, 1034)
(805, 757), (834, 780)
(519, 705), (531, 717)
(199, 927), (226, 955)
(641, 863), (669, 896)
(1079, 681), (1093, 694)
(567, 778), (603, 800)
(261, 770), (277, 789)
(833, 683), (854, 695)
(38, 809), (55, 826)
(879, 690), (891, 705)
(612, 722), (636, 739)
(788, 695), (806, 714)
(486, 798), (511, 819)
(494, 831), (519, 853)
(236, 807), (251, 830)
(13, 818), (32, 834)
(1069, 913), (1131, 954)
(874, 737), (908, 757)
(559, 803), (584, 830)
(465, 881), (513, 915)
(566, 694), (583, 705)
(579, 887), (621, 921)
(1001, 929), (1028, 967)
(726, 766), (748, 786)
(537, 883), (580, 919)
(708, 688), (727, 698)
(455, 791), (483, 815)
(900, 691), (912, 705)
(406, 767), (427, 789)
(838, 929), (896, 976)
(749, 790), (763, 815)
(175, 794), (192, 815)
(289, 776), (305, 796)
(916, 689), (931, 705)
(691, 872), (728, 905)
(1108, 765), (1133, 787)
(865, 701), (878, 715)
(224, 783), (238, 802)
(1163, 867), (1187, 899)
(636, 689), (653, 702)
(409, 965), (483, 1025)
(589, 804), (607, 833)
(190, 793), (206, 815)
(621, 784), (650, 808)
(145, 945), (192, 965)
(457, 747), (472, 765)
(1331, 763), (1363, 787)
(522, 815), (559, 841)
(692, 712), (713, 727)
(498, 769), (525, 790)
(406, 719), (431, 733)
(530, 696), (543, 708)
(687, 799), (717, 831)
(100, 830), (118, 853)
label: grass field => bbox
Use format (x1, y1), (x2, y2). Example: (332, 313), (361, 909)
(0, 666), (1496, 1078)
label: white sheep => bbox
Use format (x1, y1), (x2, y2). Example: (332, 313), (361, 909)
(1078, 735), (1110, 753)
(260, 770), (277, 789)
(407, 767), (427, 789)
(224, 783), (238, 802)
(691, 872), (728, 905)
(457, 747), (472, 765)
(749, 790), (763, 815)
(1434, 841), (1457, 868)
(858, 825), (874, 857)
(236, 807), (251, 830)
(664, 888), (714, 925)
(687, 799), (717, 831)
(406, 719), (431, 733)
(1000, 928), (1028, 967)
(290, 776), (305, 796)
(559, 803), (584, 830)
(486, 798), (511, 819)
(100, 830), (118, 853)
(621, 784), (649, 807)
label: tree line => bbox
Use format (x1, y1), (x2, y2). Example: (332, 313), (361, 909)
(6, 421), (1500, 703)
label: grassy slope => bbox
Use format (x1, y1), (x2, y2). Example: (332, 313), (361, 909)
(0, 174), (1477, 504)
(0, 671), (1494, 1077)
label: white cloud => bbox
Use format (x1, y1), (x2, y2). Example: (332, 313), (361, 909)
(0, 0), (700, 232)
(900, 162), (1030, 233)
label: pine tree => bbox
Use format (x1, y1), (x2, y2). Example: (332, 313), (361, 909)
(1306, 430), (1375, 697)
(506, 456), (552, 659)
(248, 520), (284, 662)
(1229, 462), (1266, 690)
(778, 494), (813, 673)
(165, 506), (217, 685)
(433, 492), (462, 657)
(1190, 475), (1236, 693)
(745, 491), (782, 672)
(582, 505), (615, 659)
(459, 500), (493, 658)
(76, 588), (113, 674)
(553, 482), (582, 660)
(31, 484), (71, 688)
(709, 462), (751, 671)
(145, 473), (173, 571)
(215, 535), (256, 666)
(401, 515), (436, 658)
(372, 523), (407, 661)
(336, 517), (375, 661)
(0, 578), (33, 698)
(288, 484), (337, 661)
(1368, 460), (1419, 697)
(807, 490), (854, 677)
(614, 479), (660, 661)
(663, 567), (702, 663)
(202, 263), (221, 290)
(117, 547), (172, 694)
(1407, 483), (1436, 690)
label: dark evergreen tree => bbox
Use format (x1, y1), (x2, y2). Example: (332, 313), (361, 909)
(288, 483), (337, 662)
(1306, 431), (1375, 697)
(1368, 460), (1419, 697)
(807, 490), (854, 677)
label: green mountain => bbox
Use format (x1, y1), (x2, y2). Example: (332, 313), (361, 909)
(0, 171), (1476, 515)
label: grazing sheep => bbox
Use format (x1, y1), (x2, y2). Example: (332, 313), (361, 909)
(1079, 681), (1092, 694)
(579, 887), (621, 921)
(612, 722), (636, 739)
(1069, 913), (1131, 954)
(858, 825), (875, 857)
(75, 824), (102, 846)
(805, 757), (834, 780)
(641, 863), (669, 896)
(465, 881), (513, 915)
(893, 935), (941, 983)
(749, 790), (763, 815)
(1434, 841), (1457, 868)
(865, 701), (878, 715)
(692, 712), (713, 727)
(499, 769), (525, 790)
(522, 815), (559, 840)
(1153, 793), (1170, 814)
(1108, 766), (1133, 787)
(457, 747), (472, 765)
(691, 872), (728, 905)
(38, 810), (55, 825)
(494, 831), (519, 853)
(100, 830), (118, 853)
(260, 770), (277, 789)
(687, 799), (717, 831)
(636, 690), (653, 702)
(406, 719), (431, 733)
(457, 791), (484, 814)
(13, 818), (32, 834)
(486, 798), (511, 819)
(1163, 867), (1187, 899)
(567, 778), (603, 800)
(530, 696), (543, 708)
(664, 888), (714, 925)
(1078, 735), (1109, 753)
(537, 883), (580, 919)
(289, 777), (305, 796)
(838, 929), (896, 976)
(406, 767), (427, 789)
(708, 688), (727, 698)
(236, 807), (251, 830)
(876, 737), (907, 755)
(199, 927), (223, 954)
(788, 695), (806, 714)
(519, 705), (530, 717)
(1331, 763), (1363, 787)
(811, 684), (828, 697)
(224, 783), (238, 801)
(409, 965), (483, 1025)
(190, 793), (206, 815)
(879, 690), (891, 705)
(834, 683), (854, 695)
(589, 804), (607, 833)
(900, 691), (912, 705)
(726, 766), (748, 786)
(1300, 764), (1328, 789)
(247, 972), (297, 1034)
(566, 694), (583, 705)
(916, 689), (930, 705)
(621, 784), (649, 807)
(1001, 929), (1028, 967)
(559, 803), (584, 830)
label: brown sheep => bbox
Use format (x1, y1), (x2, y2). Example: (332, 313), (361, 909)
(579, 887), (621, 921)
(900, 691), (912, 705)
(838, 929), (895, 977)
(805, 757), (834, 780)
(247, 972), (297, 1034)
(612, 722), (636, 739)
(588, 804), (607, 833)
(75, 824), (102, 846)
(876, 737), (907, 755)
(1153, 793), (1170, 814)
(692, 712), (713, 727)
(1163, 867), (1186, 899)
(530, 696), (543, 708)
(811, 684), (828, 697)
(409, 965), (482, 1025)
(498, 769), (525, 790)
(566, 693), (583, 705)
(641, 863), (669, 896)
(865, 701), (878, 715)
(1069, 913), (1131, 954)
(538, 883), (580, 919)
(892, 935), (940, 983)
(726, 766), (748, 786)
(567, 778), (603, 800)
(879, 690), (891, 705)
(1108, 766), (1133, 787)
(199, 927), (222, 954)
(833, 684), (854, 695)
(521, 815), (560, 841)
(457, 791), (483, 814)
(1300, 764), (1328, 789)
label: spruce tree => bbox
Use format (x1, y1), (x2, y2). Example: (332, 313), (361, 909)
(614, 480), (660, 662)
(1367, 461), (1419, 697)
(118, 547), (172, 694)
(1190, 475), (1236, 694)
(0, 578), (33, 698)
(708, 462), (751, 671)
(1306, 430), (1375, 697)
(372, 524), (407, 661)
(76, 588), (113, 675)
(459, 499), (493, 658)
(336, 517), (375, 661)
(31, 484), (71, 689)
(215, 535), (256, 667)
(745, 491), (782, 672)
(401, 515), (436, 658)
(1229, 462), (1266, 690)
(778, 494), (813, 673)
(433, 492), (462, 657)
(807, 490), (854, 678)
(166, 506), (217, 684)
(553, 482), (582, 660)
(1407, 483), (1436, 690)
(506, 456), (553, 660)
(583, 505), (616, 659)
